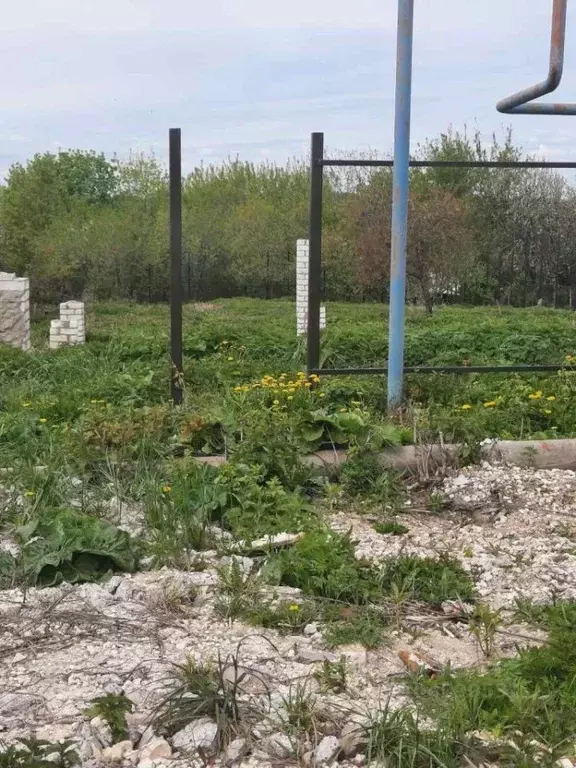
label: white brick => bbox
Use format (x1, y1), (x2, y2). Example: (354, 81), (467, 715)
(0, 272), (31, 351)
(50, 299), (85, 348)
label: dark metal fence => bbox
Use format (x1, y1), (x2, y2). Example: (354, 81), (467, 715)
(305, 131), (576, 379)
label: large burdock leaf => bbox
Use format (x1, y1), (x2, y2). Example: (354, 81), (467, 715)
(15, 509), (139, 587)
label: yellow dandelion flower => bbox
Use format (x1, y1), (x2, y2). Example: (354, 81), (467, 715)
(161, 485), (172, 494)
(351, 400), (361, 406)
(544, 409), (552, 415)
(227, 356), (234, 362)
(547, 395), (556, 401)
(233, 386), (242, 392)
(528, 391), (543, 400)
(22, 402), (32, 407)
(38, 417), (47, 423)
(288, 604), (300, 612)
(483, 401), (497, 408)
(273, 399), (280, 406)
(304, 382), (312, 388)
(24, 490), (35, 498)
(460, 404), (473, 410)
(319, 392), (326, 398)
(287, 396), (293, 401)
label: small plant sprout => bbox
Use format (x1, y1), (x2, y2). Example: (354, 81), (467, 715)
(215, 558), (264, 621)
(428, 491), (445, 514)
(468, 603), (503, 658)
(314, 657), (348, 694)
(84, 693), (134, 743)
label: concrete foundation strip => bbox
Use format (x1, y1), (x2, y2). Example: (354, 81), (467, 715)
(195, 438), (576, 473)
(2, 439), (575, 477)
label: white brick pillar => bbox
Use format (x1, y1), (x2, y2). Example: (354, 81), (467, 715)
(50, 301), (85, 349)
(296, 239), (326, 336)
(0, 272), (30, 351)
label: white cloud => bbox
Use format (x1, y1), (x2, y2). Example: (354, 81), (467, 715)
(0, 0), (574, 180)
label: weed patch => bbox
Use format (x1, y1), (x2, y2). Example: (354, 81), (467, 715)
(153, 653), (263, 748)
(340, 452), (404, 507)
(0, 739), (79, 768)
(373, 520), (409, 536)
(264, 530), (381, 603)
(407, 621), (576, 764)
(378, 554), (475, 605)
(323, 608), (387, 649)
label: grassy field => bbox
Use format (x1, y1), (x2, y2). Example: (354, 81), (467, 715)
(2, 299), (576, 472)
(2, 300), (576, 766)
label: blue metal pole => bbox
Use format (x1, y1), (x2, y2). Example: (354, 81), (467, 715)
(387, 0), (414, 411)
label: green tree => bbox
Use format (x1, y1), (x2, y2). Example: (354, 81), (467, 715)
(0, 150), (117, 278)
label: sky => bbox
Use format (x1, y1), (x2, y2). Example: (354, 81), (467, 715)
(1, 0), (576, 178)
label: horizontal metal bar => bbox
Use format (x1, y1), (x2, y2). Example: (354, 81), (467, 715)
(310, 365), (572, 376)
(320, 159), (576, 169)
(503, 103), (576, 115)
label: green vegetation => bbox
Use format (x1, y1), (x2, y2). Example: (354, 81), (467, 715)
(3, 131), (576, 763)
(3, 128), (576, 312)
(84, 694), (134, 743)
(153, 653), (262, 748)
(0, 311), (573, 764)
(314, 658), (348, 694)
(265, 530), (381, 603)
(3, 509), (139, 587)
(0, 739), (78, 768)
(373, 520), (409, 536)
(378, 554), (475, 605)
(397, 618), (576, 766)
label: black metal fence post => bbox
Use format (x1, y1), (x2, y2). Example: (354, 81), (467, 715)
(307, 132), (324, 374)
(169, 128), (183, 405)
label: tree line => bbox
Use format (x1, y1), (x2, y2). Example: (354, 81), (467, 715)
(1, 127), (576, 309)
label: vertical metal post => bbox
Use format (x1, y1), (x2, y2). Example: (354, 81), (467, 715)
(307, 132), (324, 374)
(387, 0), (414, 410)
(169, 128), (183, 405)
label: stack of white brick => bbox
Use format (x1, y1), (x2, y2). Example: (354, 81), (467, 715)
(296, 239), (326, 336)
(0, 271), (30, 351)
(49, 301), (85, 349)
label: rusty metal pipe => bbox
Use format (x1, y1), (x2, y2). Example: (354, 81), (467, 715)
(497, 0), (576, 114)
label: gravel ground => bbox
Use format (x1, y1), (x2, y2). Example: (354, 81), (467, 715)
(1, 463), (575, 766)
(332, 463), (576, 608)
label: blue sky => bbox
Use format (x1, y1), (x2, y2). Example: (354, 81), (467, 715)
(1, 0), (575, 178)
